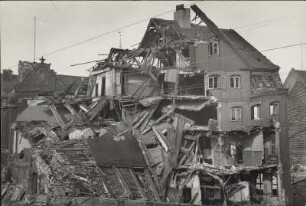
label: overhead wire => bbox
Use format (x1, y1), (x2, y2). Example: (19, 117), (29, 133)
(2, 1), (204, 70)
(3, 2), (304, 71)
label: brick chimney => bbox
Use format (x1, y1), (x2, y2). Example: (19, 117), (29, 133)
(174, 4), (191, 29)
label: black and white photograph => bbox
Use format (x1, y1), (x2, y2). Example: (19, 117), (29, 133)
(1, 1), (306, 205)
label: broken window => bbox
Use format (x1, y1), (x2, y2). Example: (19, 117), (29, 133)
(251, 104), (261, 120)
(256, 173), (263, 195)
(230, 107), (242, 121)
(101, 77), (106, 96)
(269, 102), (279, 116)
(95, 83), (99, 97)
(230, 75), (241, 88)
(208, 75), (219, 89)
(208, 42), (219, 55)
(272, 172), (278, 196)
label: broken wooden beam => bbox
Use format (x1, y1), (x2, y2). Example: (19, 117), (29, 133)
(113, 167), (133, 198)
(65, 103), (81, 119)
(129, 169), (148, 200)
(133, 110), (150, 129)
(142, 108), (174, 135)
(49, 105), (65, 128)
(38, 127), (58, 139)
(132, 110), (147, 125)
(74, 77), (84, 97)
(144, 169), (161, 202)
(140, 103), (160, 132)
(152, 126), (170, 152)
(79, 104), (90, 113)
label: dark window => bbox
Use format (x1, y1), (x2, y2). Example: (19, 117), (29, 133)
(209, 42), (219, 55)
(256, 173), (263, 195)
(101, 76), (106, 96)
(251, 104), (261, 120)
(231, 107), (242, 121)
(230, 75), (241, 88)
(95, 83), (99, 97)
(269, 102), (279, 116)
(272, 172), (278, 196)
(208, 75), (219, 89)
(271, 132), (276, 155)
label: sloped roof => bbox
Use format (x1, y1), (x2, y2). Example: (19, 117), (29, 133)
(16, 105), (73, 123)
(55, 75), (89, 95)
(284, 68), (306, 92)
(140, 17), (279, 70)
(250, 72), (285, 95)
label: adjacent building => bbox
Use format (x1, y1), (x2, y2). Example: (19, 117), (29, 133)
(284, 68), (306, 165)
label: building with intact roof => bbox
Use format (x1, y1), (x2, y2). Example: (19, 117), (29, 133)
(284, 68), (306, 166)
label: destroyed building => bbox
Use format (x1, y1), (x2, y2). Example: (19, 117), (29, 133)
(1, 58), (88, 167)
(2, 4), (293, 206)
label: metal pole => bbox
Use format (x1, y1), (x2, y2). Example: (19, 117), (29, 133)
(34, 16), (36, 62)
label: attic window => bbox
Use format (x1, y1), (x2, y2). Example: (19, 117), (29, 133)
(209, 42), (219, 55)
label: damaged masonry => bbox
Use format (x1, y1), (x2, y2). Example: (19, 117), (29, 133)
(2, 4), (295, 206)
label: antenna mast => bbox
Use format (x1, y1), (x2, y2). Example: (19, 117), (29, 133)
(119, 31), (122, 49)
(34, 16), (36, 62)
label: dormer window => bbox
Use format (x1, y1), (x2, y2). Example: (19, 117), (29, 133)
(230, 75), (241, 88)
(209, 42), (219, 55)
(270, 102), (279, 116)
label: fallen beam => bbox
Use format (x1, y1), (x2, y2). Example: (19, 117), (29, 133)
(49, 105), (65, 128)
(152, 126), (170, 152)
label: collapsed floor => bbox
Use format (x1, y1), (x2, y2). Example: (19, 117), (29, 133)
(1, 94), (281, 206)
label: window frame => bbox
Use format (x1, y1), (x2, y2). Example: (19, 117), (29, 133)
(230, 107), (242, 121)
(269, 102), (279, 116)
(251, 104), (261, 120)
(272, 172), (279, 196)
(208, 75), (220, 89)
(209, 42), (219, 55)
(230, 75), (241, 89)
(256, 173), (263, 195)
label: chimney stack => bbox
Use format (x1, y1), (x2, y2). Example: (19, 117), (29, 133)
(174, 4), (191, 29)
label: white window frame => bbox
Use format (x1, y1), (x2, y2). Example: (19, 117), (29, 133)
(251, 104), (261, 120)
(209, 42), (219, 55)
(269, 102), (279, 116)
(230, 107), (242, 121)
(230, 75), (241, 88)
(208, 75), (219, 89)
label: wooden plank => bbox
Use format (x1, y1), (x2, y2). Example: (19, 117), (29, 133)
(142, 108), (174, 135)
(49, 105), (65, 128)
(133, 129), (153, 167)
(179, 141), (196, 166)
(74, 77), (84, 97)
(144, 169), (161, 202)
(65, 103), (81, 119)
(140, 103), (160, 132)
(129, 169), (148, 200)
(152, 126), (170, 152)
(113, 167), (133, 198)
(133, 110), (150, 129)
(79, 104), (89, 113)
(38, 127), (58, 139)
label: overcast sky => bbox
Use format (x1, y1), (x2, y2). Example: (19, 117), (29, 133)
(1, 1), (306, 81)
